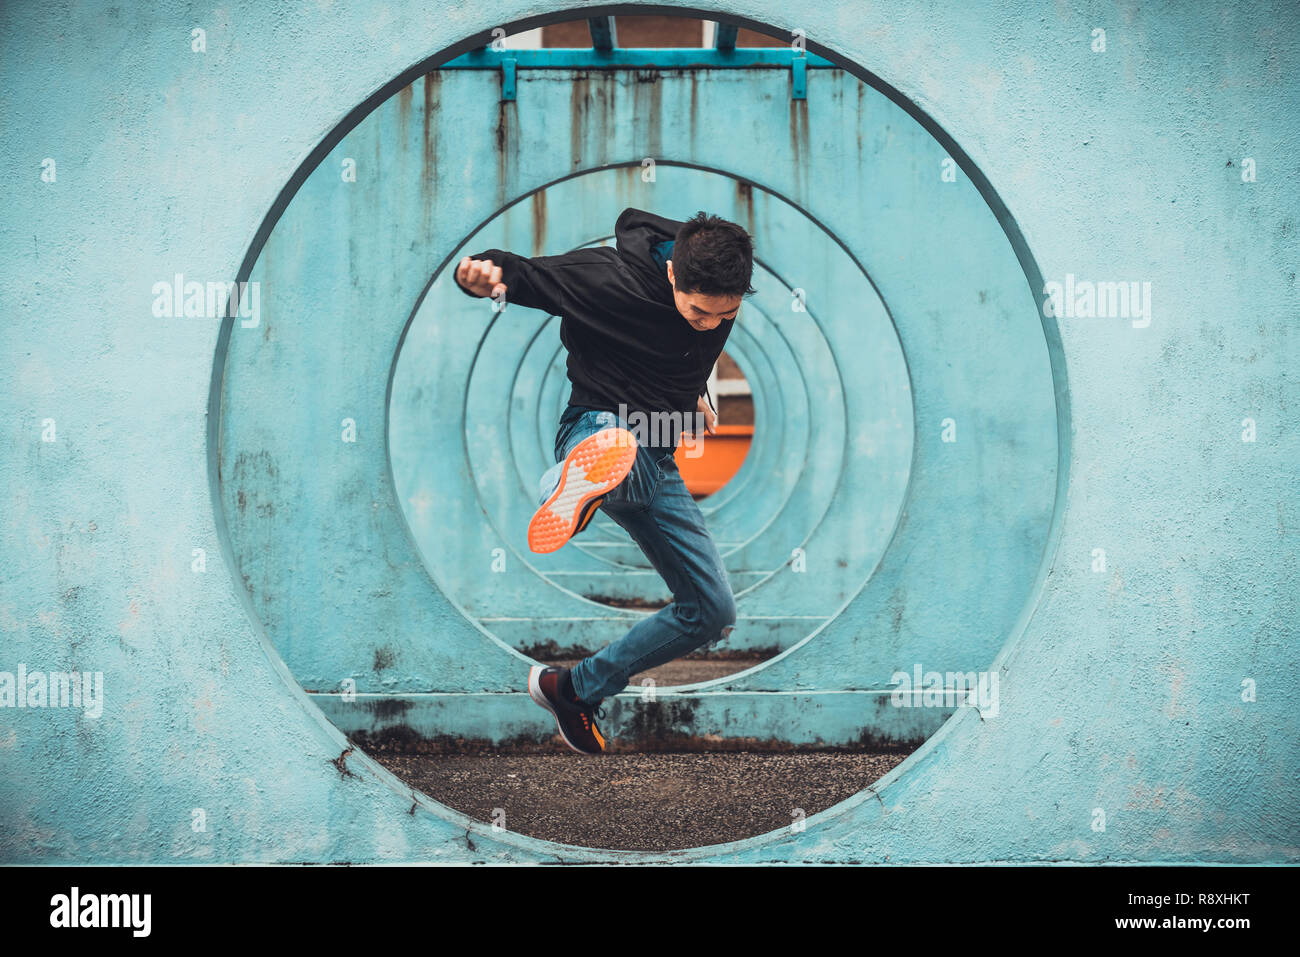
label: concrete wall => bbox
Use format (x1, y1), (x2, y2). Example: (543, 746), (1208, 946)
(219, 58), (1056, 748)
(1, 0), (1296, 863)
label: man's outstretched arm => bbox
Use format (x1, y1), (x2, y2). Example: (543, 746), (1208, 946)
(453, 248), (574, 315)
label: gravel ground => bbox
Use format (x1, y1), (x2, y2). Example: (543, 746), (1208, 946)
(375, 749), (908, 851)
(367, 653), (910, 850)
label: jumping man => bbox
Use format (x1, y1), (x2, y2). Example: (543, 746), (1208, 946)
(454, 208), (755, 754)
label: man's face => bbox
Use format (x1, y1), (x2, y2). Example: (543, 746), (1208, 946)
(667, 261), (742, 331)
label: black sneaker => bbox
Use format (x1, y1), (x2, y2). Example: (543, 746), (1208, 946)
(527, 665), (608, 754)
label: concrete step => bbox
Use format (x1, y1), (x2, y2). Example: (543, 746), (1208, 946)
(312, 688), (954, 749)
(481, 616), (821, 654)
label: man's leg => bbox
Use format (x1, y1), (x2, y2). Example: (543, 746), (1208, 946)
(568, 450), (737, 706)
(526, 407), (691, 754)
(536, 407), (660, 518)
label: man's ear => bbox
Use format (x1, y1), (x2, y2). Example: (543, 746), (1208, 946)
(666, 260), (674, 285)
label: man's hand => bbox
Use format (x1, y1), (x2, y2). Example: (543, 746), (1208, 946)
(692, 393), (717, 436)
(456, 256), (507, 299)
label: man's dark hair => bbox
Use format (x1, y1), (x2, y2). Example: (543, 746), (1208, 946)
(671, 211), (756, 297)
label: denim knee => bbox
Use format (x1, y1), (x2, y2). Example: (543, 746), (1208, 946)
(706, 589), (738, 639)
(538, 461), (563, 506)
(680, 585), (736, 640)
(556, 409), (620, 461)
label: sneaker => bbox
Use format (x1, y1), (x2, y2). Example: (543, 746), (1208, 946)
(527, 427), (638, 554)
(527, 665), (608, 754)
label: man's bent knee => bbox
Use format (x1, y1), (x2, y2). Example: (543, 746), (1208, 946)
(697, 589), (737, 643)
(712, 602), (738, 642)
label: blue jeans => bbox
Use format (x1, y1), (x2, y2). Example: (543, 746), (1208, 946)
(538, 405), (738, 705)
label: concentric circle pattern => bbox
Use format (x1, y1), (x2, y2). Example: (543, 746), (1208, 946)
(217, 53), (1058, 791)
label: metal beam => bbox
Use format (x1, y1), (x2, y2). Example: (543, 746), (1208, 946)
(587, 16), (616, 51)
(442, 48), (837, 70)
(501, 56), (516, 101)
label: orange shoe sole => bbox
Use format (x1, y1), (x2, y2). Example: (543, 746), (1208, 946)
(527, 427), (638, 554)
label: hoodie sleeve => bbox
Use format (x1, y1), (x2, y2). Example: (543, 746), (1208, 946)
(453, 248), (578, 315)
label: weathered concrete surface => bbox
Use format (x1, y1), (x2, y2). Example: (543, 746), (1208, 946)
(222, 62), (1052, 746)
(1, 0), (1296, 863)
(386, 164), (915, 660)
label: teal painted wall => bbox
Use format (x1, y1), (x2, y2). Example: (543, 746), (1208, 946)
(220, 62), (1054, 749)
(1, 0), (1296, 863)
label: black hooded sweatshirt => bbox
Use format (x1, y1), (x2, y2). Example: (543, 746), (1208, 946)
(456, 207), (732, 445)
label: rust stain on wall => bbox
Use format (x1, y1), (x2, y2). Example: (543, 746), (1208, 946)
(530, 189), (547, 256)
(421, 71), (442, 235)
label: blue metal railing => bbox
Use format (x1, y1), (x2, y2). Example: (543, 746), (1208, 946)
(442, 47), (835, 70)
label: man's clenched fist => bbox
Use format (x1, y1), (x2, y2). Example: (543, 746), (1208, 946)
(456, 256), (507, 300)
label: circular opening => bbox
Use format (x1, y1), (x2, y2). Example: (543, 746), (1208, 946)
(387, 164), (914, 690)
(678, 350), (754, 500)
(209, 7), (1068, 857)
